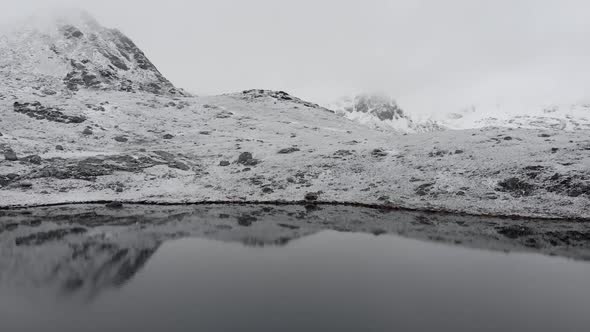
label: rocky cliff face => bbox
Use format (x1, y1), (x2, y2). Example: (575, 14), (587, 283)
(0, 10), (183, 96)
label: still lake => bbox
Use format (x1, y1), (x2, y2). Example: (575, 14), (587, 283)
(1, 204), (589, 331)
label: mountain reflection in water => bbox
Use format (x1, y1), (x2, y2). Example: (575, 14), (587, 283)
(1, 204), (590, 331)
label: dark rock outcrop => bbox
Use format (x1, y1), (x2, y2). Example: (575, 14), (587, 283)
(13, 102), (86, 124)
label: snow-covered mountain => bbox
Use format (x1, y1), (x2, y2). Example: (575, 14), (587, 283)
(329, 94), (443, 133)
(0, 9), (183, 97)
(0, 11), (589, 220)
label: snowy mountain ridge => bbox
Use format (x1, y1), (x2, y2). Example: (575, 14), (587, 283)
(330, 93), (590, 133)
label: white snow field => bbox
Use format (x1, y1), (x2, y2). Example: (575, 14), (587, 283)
(0, 12), (589, 219)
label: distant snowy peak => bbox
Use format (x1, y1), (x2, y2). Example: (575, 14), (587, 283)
(0, 10), (183, 96)
(330, 94), (443, 133)
(436, 103), (590, 131)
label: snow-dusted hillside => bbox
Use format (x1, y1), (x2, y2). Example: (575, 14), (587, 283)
(0, 12), (589, 220)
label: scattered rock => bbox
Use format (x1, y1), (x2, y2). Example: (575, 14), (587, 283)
(334, 150), (353, 157)
(114, 136), (128, 142)
(497, 177), (535, 197)
(215, 111), (234, 119)
(18, 182), (33, 189)
(546, 175), (590, 197)
(237, 152), (260, 166)
(168, 161), (190, 171)
(163, 134), (174, 139)
(415, 183), (435, 196)
(3, 149), (17, 161)
(429, 150), (448, 157)
(278, 147), (300, 154)
(22, 155), (42, 165)
(371, 149), (388, 157)
(219, 161), (230, 167)
(6, 173), (19, 180)
(82, 127), (93, 136)
(55, 145), (64, 151)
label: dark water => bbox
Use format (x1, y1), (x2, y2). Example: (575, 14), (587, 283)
(1, 204), (590, 331)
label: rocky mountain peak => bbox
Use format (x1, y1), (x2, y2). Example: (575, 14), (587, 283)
(0, 9), (183, 96)
(330, 93), (444, 133)
(347, 93), (406, 121)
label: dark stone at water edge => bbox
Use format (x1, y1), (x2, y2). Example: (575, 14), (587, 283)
(304, 192), (320, 201)
(106, 201), (124, 209)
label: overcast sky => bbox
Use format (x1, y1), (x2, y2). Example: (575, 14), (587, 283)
(3, 0), (590, 113)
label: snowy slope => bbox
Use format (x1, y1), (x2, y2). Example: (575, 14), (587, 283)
(0, 12), (589, 220)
